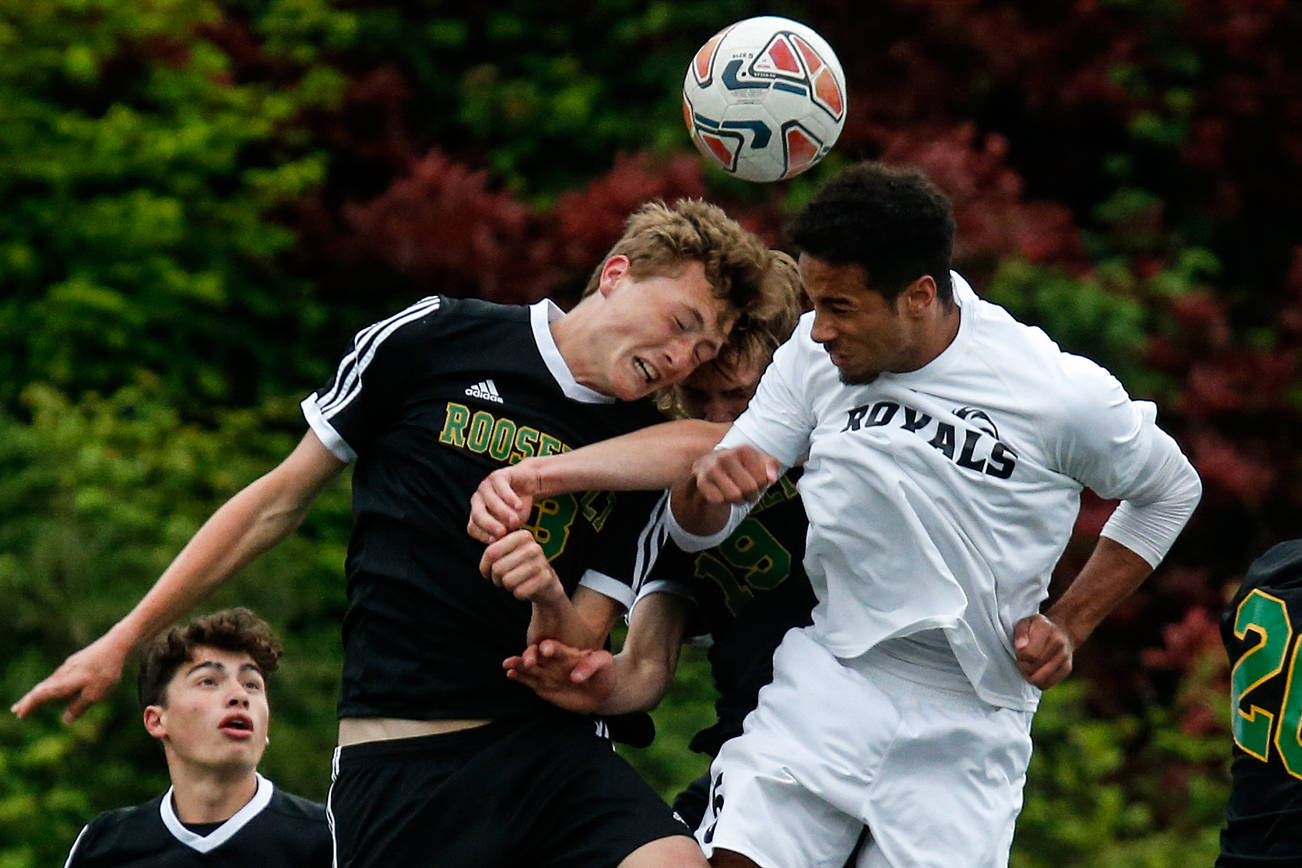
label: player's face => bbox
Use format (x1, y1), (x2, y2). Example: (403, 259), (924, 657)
(596, 257), (735, 401)
(678, 356), (765, 423)
(146, 647), (270, 776)
(801, 254), (924, 385)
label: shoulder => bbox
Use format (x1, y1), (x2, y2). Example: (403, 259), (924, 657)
(68, 798), (166, 862)
(971, 303), (1128, 419)
(1240, 540), (1302, 600)
(379, 295), (527, 344)
(264, 788), (329, 826)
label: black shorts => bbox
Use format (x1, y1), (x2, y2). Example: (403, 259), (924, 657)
(328, 714), (693, 867)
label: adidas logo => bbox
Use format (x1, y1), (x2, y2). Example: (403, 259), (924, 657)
(465, 379), (504, 403)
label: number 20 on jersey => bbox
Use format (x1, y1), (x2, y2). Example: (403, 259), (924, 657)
(1232, 589), (1302, 778)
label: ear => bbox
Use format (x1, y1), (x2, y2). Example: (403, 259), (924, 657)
(900, 275), (938, 316)
(597, 255), (630, 298)
(143, 705), (168, 741)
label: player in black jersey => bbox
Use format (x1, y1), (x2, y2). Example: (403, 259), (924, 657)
(472, 258), (810, 831)
(1218, 540), (1302, 866)
(64, 608), (330, 867)
(16, 200), (789, 868)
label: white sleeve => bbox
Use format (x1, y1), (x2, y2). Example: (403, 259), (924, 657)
(1099, 425), (1201, 568)
(1048, 354), (1201, 567)
(718, 326), (815, 467)
(665, 493), (752, 552)
(669, 327), (814, 552)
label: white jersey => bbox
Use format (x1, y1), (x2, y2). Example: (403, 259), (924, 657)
(711, 273), (1179, 711)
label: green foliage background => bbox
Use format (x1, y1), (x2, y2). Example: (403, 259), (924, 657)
(4, 0), (1298, 864)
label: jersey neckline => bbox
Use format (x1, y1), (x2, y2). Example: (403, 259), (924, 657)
(530, 300), (617, 404)
(158, 772), (274, 853)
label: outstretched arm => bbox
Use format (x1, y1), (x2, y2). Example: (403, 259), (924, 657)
(504, 593), (689, 715)
(468, 419), (728, 543)
(11, 432), (345, 722)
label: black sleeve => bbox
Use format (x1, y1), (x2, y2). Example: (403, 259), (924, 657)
(575, 489), (670, 611)
(300, 295), (444, 460)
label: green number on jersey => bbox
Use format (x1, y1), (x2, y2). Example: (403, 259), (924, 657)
(523, 494), (578, 562)
(1231, 589), (1302, 779)
(693, 518), (793, 615)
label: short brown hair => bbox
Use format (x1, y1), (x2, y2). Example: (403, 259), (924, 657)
(657, 250), (803, 417)
(137, 608), (283, 709)
(582, 199), (785, 326)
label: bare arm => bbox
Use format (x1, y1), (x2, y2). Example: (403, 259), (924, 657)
(11, 432), (346, 722)
(468, 419), (728, 543)
(1014, 537), (1152, 689)
(504, 593), (690, 715)
(480, 532), (624, 649)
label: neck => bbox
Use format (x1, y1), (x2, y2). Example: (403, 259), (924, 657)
(167, 762), (259, 824)
(549, 298), (609, 395)
(906, 301), (961, 372)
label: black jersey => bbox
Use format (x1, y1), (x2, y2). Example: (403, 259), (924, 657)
(303, 296), (663, 720)
(64, 776), (330, 867)
(641, 469), (814, 757)
(1218, 539), (1302, 866)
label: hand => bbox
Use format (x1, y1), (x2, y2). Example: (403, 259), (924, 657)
(503, 640), (616, 714)
(467, 461), (542, 544)
(1013, 613), (1075, 689)
(479, 529), (564, 605)
(691, 445), (781, 505)
(11, 633), (131, 723)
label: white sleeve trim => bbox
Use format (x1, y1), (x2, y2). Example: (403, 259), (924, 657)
(665, 491), (751, 552)
(1099, 427), (1202, 568)
(578, 569), (635, 610)
(64, 825), (89, 868)
(633, 579), (696, 607)
(301, 395), (357, 462)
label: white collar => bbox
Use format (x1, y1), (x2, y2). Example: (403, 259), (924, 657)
(529, 299), (615, 404)
(159, 772), (273, 853)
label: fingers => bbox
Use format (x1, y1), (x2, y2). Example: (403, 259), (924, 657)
(569, 650), (611, 684)
(12, 663), (114, 722)
(481, 530), (560, 602)
(63, 693), (97, 725)
(10, 678), (67, 719)
(694, 446), (779, 504)
(1014, 614), (1073, 689)
(467, 469), (536, 544)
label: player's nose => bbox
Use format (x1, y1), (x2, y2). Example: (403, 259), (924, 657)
(663, 339), (696, 376)
(810, 312), (836, 344)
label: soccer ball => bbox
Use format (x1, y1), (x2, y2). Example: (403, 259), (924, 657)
(683, 16), (847, 183)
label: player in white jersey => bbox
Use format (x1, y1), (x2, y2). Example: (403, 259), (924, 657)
(470, 162), (1202, 867)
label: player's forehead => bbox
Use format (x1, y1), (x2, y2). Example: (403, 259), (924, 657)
(796, 253), (878, 303)
(684, 356), (763, 392)
(178, 646), (262, 680)
(640, 260), (734, 334)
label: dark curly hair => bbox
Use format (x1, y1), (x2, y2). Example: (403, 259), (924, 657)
(137, 608), (283, 710)
(790, 162), (956, 305)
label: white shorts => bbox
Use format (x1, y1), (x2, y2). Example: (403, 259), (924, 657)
(695, 627), (1034, 868)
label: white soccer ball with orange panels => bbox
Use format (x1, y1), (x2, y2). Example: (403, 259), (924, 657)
(683, 16), (847, 183)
